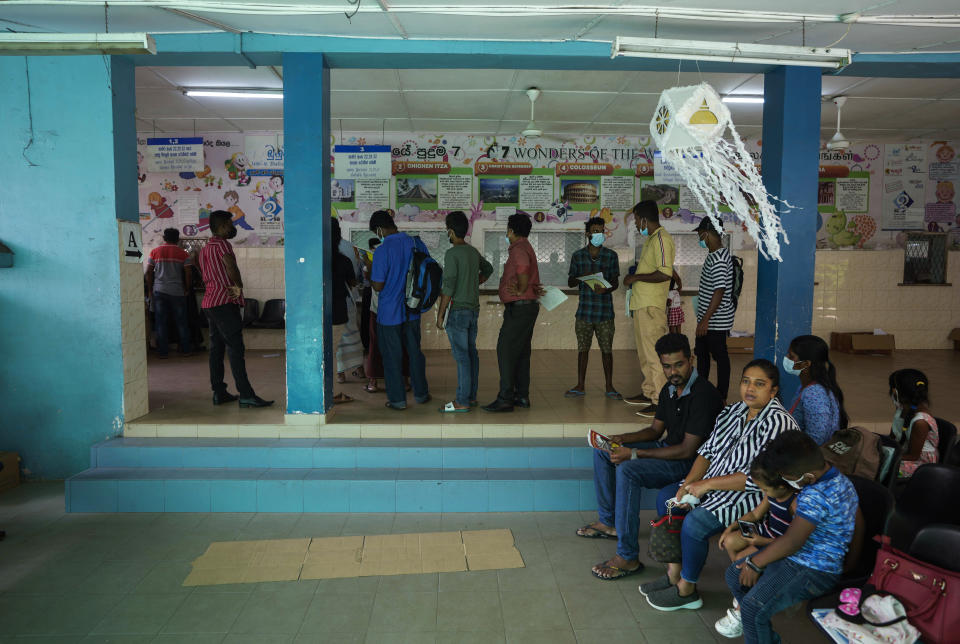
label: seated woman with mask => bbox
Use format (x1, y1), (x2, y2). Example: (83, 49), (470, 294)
(782, 335), (848, 445)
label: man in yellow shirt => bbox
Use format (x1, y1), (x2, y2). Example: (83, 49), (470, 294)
(623, 200), (675, 416)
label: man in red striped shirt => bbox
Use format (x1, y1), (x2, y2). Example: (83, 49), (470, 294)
(198, 211), (273, 408)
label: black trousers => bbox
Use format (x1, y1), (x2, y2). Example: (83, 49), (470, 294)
(496, 301), (540, 401)
(695, 329), (730, 400)
(205, 304), (255, 398)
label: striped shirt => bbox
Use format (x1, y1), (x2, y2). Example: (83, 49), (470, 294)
(758, 492), (796, 539)
(696, 398), (800, 526)
(199, 237), (243, 309)
(147, 243), (192, 297)
(696, 247), (735, 330)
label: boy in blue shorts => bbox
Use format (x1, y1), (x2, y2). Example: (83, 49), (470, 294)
(723, 432), (863, 643)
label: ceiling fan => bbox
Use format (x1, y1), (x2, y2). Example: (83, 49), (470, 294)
(826, 96), (850, 151)
(521, 87), (543, 138)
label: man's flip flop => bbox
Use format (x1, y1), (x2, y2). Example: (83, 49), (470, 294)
(564, 388), (586, 398)
(591, 564), (643, 581)
(576, 524), (616, 539)
(439, 402), (470, 413)
(605, 391), (623, 400)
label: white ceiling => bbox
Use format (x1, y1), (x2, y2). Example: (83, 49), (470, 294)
(135, 66), (960, 141)
(5, 0), (959, 140)
(3, 1), (960, 53)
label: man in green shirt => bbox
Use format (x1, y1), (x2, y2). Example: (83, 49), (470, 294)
(436, 210), (494, 412)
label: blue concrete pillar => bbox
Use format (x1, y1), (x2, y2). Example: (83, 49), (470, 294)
(756, 66), (822, 404)
(283, 53), (332, 416)
(0, 56), (136, 478)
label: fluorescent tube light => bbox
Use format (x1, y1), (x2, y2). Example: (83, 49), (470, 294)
(722, 96), (764, 104)
(0, 32), (156, 55)
(612, 36), (851, 69)
(186, 90), (283, 99)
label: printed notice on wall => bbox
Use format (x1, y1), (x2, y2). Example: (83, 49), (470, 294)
(146, 137), (204, 173)
(245, 134), (284, 170)
(882, 177), (925, 230)
(517, 174), (554, 211)
(437, 173), (473, 210)
(678, 186), (705, 212)
(835, 177), (870, 213)
(355, 178), (391, 207)
(653, 151), (684, 184)
(600, 175), (635, 211)
(333, 145), (392, 180)
(177, 197), (200, 227)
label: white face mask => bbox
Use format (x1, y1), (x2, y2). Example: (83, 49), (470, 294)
(782, 473), (809, 490)
(375, 227), (384, 241)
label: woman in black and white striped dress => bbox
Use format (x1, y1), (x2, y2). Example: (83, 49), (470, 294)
(641, 359), (800, 611)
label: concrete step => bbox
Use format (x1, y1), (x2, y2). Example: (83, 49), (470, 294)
(62, 466), (655, 513)
(89, 438), (595, 470)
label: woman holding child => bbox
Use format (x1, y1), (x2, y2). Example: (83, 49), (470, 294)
(643, 359), (800, 611)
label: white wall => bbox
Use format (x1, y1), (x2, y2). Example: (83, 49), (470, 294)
(238, 246), (959, 351)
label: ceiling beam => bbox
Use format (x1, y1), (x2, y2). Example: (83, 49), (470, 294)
(375, 0), (408, 40)
(161, 8), (243, 34)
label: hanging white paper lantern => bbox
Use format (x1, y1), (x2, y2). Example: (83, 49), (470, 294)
(650, 83), (788, 260)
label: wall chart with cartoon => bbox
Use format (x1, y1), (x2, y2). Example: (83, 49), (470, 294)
(137, 132), (959, 253)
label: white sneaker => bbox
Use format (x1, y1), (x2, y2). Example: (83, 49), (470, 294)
(715, 608), (743, 638)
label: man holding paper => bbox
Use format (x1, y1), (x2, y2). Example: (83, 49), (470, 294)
(565, 217), (621, 399)
(623, 200), (675, 417)
(577, 333), (723, 581)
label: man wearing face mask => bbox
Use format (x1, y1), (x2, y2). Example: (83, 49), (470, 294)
(484, 213), (541, 413)
(623, 200), (675, 417)
(369, 210), (432, 410)
(693, 216), (735, 402)
(198, 210), (273, 408)
(565, 217), (621, 399)
(434, 211), (494, 412)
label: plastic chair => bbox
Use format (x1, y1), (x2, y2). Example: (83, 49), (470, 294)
(908, 524), (960, 573)
(934, 417), (957, 465)
(846, 475), (895, 581)
(946, 441), (960, 468)
(885, 464), (960, 551)
(252, 298), (285, 329)
(241, 298), (260, 328)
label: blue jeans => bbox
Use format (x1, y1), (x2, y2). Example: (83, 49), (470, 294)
(378, 319), (428, 406)
(446, 308), (479, 406)
(726, 555), (839, 644)
(153, 291), (192, 355)
(593, 443), (693, 561)
(656, 482), (725, 583)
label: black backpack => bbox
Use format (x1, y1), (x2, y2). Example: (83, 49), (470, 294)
(405, 236), (443, 314)
(730, 254), (744, 309)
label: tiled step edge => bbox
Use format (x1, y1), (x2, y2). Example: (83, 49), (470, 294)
(66, 467), (666, 513)
(91, 438), (597, 470)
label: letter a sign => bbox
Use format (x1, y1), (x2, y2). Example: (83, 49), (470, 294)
(120, 221), (144, 264)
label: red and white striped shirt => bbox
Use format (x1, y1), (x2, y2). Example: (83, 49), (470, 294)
(199, 237), (244, 308)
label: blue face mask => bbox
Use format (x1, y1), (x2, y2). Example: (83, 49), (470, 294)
(698, 239), (707, 249)
(782, 355), (803, 376)
(639, 226), (649, 237)
(590, 232), (605, 247)
(504, 235), (511, 246)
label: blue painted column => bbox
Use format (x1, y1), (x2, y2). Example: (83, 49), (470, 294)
(0, 56), (136, 478)
(283, 53), (332, 417)
(756, 66), (822, 404)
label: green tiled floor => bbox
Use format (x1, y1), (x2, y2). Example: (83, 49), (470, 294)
(0, 482), (824, 643)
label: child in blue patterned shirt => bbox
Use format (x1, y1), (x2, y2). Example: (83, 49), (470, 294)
(720, 432), (863, 643)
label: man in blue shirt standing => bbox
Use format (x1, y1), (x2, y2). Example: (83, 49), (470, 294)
(369, 210), (431, 410)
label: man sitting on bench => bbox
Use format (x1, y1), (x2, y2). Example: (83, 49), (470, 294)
(577, 333), (724, 579)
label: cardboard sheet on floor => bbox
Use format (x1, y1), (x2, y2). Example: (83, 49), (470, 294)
(183, 529), (524, 586)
